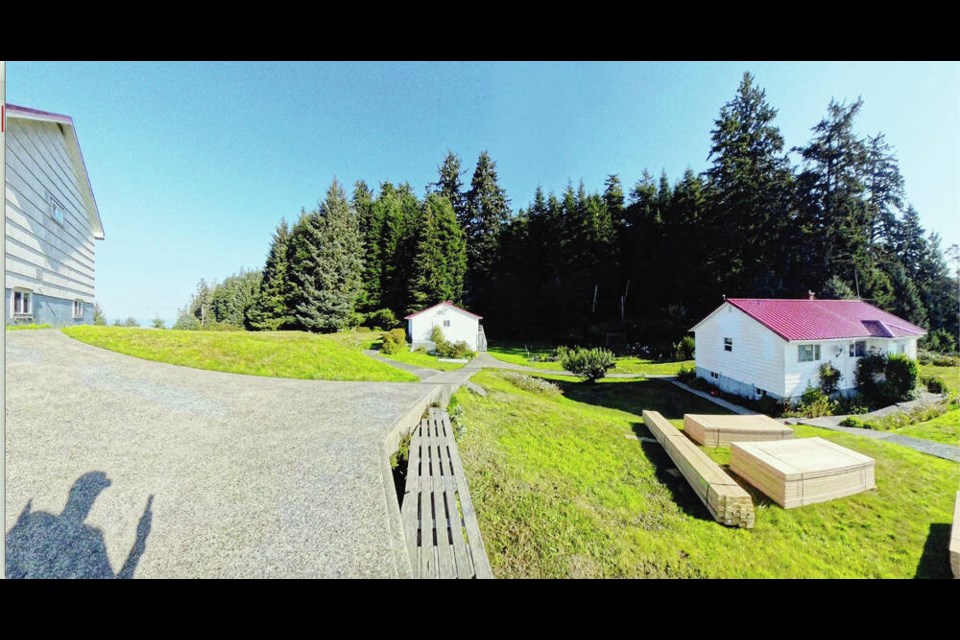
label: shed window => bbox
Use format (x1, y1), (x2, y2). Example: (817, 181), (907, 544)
(756, 388), (766, 398)
(723, 337), (733, 352)
(49, 197), (65, 226)
(443, 320), (451, 328)
(798, 344), (821, 362)
(849, 341), (866, 357)
(73, 299), (84, 319)
(709, 371), (719, 380)
(12, 289), (33, 316)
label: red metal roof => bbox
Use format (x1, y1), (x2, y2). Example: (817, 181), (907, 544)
(725, 298), (926, 341)
(6, 103), (74, 125)
(404, 301), (482, 320)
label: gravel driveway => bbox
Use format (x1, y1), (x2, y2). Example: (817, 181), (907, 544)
(5, 330), (439, 578)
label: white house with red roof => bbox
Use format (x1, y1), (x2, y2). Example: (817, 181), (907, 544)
(5, 104), (105, 326)
(691, 297), (926, 401)
(404, 301), (486, 353)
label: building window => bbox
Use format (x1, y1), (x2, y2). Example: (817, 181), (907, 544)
(897, 342), (906, 355)
(710, 371), (719, 380)
(798, 344), (821, 362)
(49, 196), (66, 226)
(12, 289), (33, 317)
(724, 337), (733, 352)
(443, 320), (451, 327)
(73, 299), (84, 319)
(849, 340), (867, 357)
(756, 388), (766, 398)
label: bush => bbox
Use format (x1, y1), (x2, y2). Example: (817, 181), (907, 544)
(920, 328), (958, 354)
(346, 311), (365, 329)
(123, 317), (140, 327)
(381, 328), (407, 355)
(785, 385), (838, 418)
(818, 362), (841, 396)
(444, 340), (475, 360)
(152, 317), (166, 330)
(676, 364), (697, 384)
(365, 308), (400, 330)
(558, 346), (617, 383)
(501, 372), (561, 395)
(430, 325), (450, 354)
(673, 335), (695, 361)
(918, 350), (959, 367)
(856, 352), (919, 407)
(173, 314), (201, 330)
(922, 375), (946, 394)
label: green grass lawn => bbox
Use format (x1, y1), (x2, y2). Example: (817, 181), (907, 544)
(383, 348), (467, 371)
(921, 364), (959, 394)
(897, 408), (960, 446)
(486, 343), (692, 375)
(63, 326), (417, 382)
(453, 370), (957, 578)
(7, 323), (52, 331)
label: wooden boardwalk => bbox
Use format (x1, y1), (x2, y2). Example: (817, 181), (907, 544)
(401, 407), (493, 579)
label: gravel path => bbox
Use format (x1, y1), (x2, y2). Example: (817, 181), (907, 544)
(6, 330), (440, 578)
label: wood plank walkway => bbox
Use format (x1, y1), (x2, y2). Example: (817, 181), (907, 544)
(401, 407), (493, 579)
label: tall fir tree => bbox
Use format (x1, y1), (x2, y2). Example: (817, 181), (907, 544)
(407, 194), (467, 313)
(353, 180), (384, 312)
(705, 71), (794, 297)
(287, 179), (364, 332)
(247, 219), (295, 330)
(431, 151), (467, 225)
(463, 150), (510, 299)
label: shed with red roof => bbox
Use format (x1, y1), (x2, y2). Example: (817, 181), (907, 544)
(405, 301), (486, 353)
(690, 297), (926, 401)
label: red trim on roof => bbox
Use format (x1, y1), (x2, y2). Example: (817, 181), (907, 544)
(6, 103), (74, 124)
(725, 298), (926, 341)
(404, 301), (483, 320)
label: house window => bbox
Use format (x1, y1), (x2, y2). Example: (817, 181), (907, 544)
(849, 340), (867, 357)
(710, 371), (719, 380)
(443, 320), (450, 327)
(798, 344), (821, 362)
(12, 289), (33, 317)
(897, 342), (906, 355)
(756, 388), (766, 398)
(73, 299), (84, 319)
(49, 196), (65, 226)
(724, 337), (733, 352)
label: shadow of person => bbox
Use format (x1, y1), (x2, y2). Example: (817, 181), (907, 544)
(5, 471), (154, 579)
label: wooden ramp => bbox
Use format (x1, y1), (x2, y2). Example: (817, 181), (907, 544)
(642, 410), (755, 528)
(401, 407), (493, 579)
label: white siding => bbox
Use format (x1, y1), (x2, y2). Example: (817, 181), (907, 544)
(783, 336), (919, 398)
(5, 118), (96, 303)
(694, 304), (787, 397)
(408, 305), (480, 352)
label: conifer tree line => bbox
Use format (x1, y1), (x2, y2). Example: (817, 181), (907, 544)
(179, 72), (958, 353)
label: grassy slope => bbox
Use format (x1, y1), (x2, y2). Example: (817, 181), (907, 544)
(487, 343), (692, 375)
(328, 330), (465, 371)
(921, 364), (959, 394)
(7, 323), (53, 331)
(454, 370), (957, 578)
(63, 326), (417, 382)
(897, 408), (960, 446)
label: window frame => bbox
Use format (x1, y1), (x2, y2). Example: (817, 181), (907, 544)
(849, 340), (867, 358)
(73, 299), (84, 319)
(12, 288), (33, 317)
(709, 371), (719, 380)
(798, 344), (821, 363)
(443, 319), (451, 328)
(49, 195), (66, 227)
(723, 337), (733, 352)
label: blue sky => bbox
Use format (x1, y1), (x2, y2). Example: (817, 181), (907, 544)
(7, 61), (959, 324)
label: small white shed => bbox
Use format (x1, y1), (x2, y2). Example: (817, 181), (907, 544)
(404, 301), (485, 353)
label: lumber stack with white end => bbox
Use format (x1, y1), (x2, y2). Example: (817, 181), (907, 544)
(684, 414), (794, 447)
(951, 491), (960, 579)
(642, 410), (755, 528)
(730, 437), (875, 509)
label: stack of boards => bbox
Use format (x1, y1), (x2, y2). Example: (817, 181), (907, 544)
(684, 414), (794, 447)
(642, 410), (755, 528)
(730, 437), (876, 509)
(951, 491), (960, 579)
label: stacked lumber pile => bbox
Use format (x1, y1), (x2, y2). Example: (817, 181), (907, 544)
(684, 414), (794, 447)
(730, 437), (875, 509)
(951, 491), (960, 579)
(642, 410), (755, 528)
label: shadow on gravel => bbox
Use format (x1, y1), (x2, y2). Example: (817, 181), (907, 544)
(5, 471), (154, 579)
